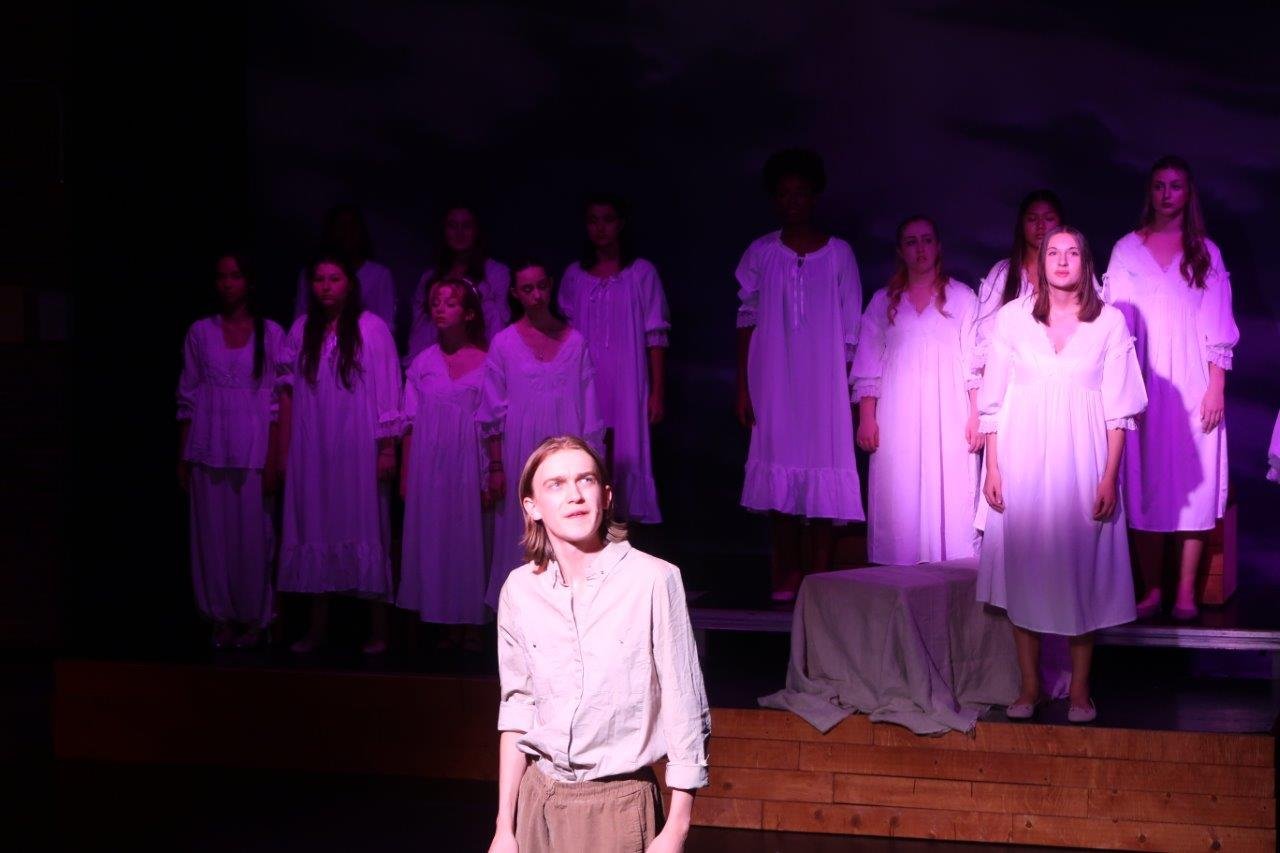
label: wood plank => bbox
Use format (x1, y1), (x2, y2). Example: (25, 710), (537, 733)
(711, 708), (871, 744)
(834, 773), (1089, 818)
(1012, 812), (1275, 852)
(762, 800), (1012, 843)
(872, 719), (1273, 768)
(800, 742), (1272, 797)
(689, 797), (763, 830)
(1048, 755), (1273, 798)
(703, 767), (833, 803)
(709, 737), (799, 770)
(801, 741), (1051, 785)
(1088, 789), (1275, 829)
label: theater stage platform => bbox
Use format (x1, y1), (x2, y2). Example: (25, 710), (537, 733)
(53, 655), (1277, 851)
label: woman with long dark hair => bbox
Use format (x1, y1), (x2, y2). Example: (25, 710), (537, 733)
(407, 204), (511, 360)
(277, 252), (403, 654)
(851, 216), (982, 565)
(1103, 156), (1239, 620)
(558, 193), (670, 523)
(978, 227), (1146, 722)
(177, 252), (285, 648)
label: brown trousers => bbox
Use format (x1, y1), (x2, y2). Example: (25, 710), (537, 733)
(515, 764), (665, 853)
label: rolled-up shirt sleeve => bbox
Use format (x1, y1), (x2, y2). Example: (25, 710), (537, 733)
(651, 565), (711, 790)
(496, 584), (536, 733)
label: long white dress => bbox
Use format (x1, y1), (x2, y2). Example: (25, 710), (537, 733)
(1103, 233), (1239, 531)
(559, 258), (669, 523)
(736, 232), (864, 521)
(1269, 411), (1280, 483)
(397, 346), (489, 624)
(477, 325), (603, 609)
(294, 260), (398, 333)
(406, 259), (512, 362)
(976, 299), (1147, 636)
(850, 281), (981, 564)
(177, 316), (285, 628)
(277, 312), (402, 598)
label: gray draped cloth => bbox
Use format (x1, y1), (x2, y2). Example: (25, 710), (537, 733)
(759, 558), (1019, 735)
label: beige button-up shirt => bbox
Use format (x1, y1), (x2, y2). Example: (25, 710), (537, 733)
(496, 540), (711, 790)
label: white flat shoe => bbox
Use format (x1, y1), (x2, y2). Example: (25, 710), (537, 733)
(1068, 700), (1097, 724)
(1005, 697), (1044, 720)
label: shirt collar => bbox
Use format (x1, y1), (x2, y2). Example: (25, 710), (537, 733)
(548, 539), (632, 589)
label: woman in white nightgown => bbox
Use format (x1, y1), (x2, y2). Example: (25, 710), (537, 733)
(851, 216), (982, 565)
(398, 278), (491, 647)
(735, 149), (863, 600)
(292, 204), (398, 332)
(277, 253), (403, 655)
(559, 193), (669, 523)
(177, 253), (284, 649)
(979, 227), (1147, 723)
(406, 204), (511, 362)
(478, 260), (603, 609)
(1104, 156), (1240, 621)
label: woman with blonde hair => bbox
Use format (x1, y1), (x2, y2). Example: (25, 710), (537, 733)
(489, 435), (710, 853)
(851, 215), (982, 565)
(1103, 155), (1239, 620)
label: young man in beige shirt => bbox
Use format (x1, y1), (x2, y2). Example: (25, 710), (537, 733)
(488, 435), (711, 853)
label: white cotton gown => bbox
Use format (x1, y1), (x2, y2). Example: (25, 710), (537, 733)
(277, 312), (402, 599)
(477, 325), (603, 609)
(1268, 411), (1280, 483)
(850, 281), (981, 564)
(559, 258), (669, 523)
(1103, 233), (1239, 531)
(178, 316), (285, 627)
(397, 346), (490, 624)
(976, 298), (1147, 636)
(294, 260), (398, 333)
(406, 260), (512, 362)
(736, 232), (864, 521)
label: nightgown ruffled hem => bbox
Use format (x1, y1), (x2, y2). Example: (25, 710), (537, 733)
(278, 542), (392, 598)
(741, 461), (864, 522)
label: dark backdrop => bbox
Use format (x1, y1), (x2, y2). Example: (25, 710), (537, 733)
(71, 1), (1280, 647)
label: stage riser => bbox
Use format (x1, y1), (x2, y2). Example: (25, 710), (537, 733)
(55, 662), (1275, 850)
(699, 709), (1275, 850)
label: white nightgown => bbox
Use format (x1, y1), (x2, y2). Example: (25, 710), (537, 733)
(1269, 411), (1280, 483)
(736, 232), (864, 522)
(277, 312), (402, 598)
(850, 281), (981, 564)
(177, 316), (285, 627)
(398, 346), (489, 624)
(1103, 233), (1239, 531)
(559, 258), (669, 523)
(477, 325), (603, 609)
(976, 299), (1147, 636)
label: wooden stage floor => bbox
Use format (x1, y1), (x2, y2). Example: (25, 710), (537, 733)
(52, 657), (1277, 851)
